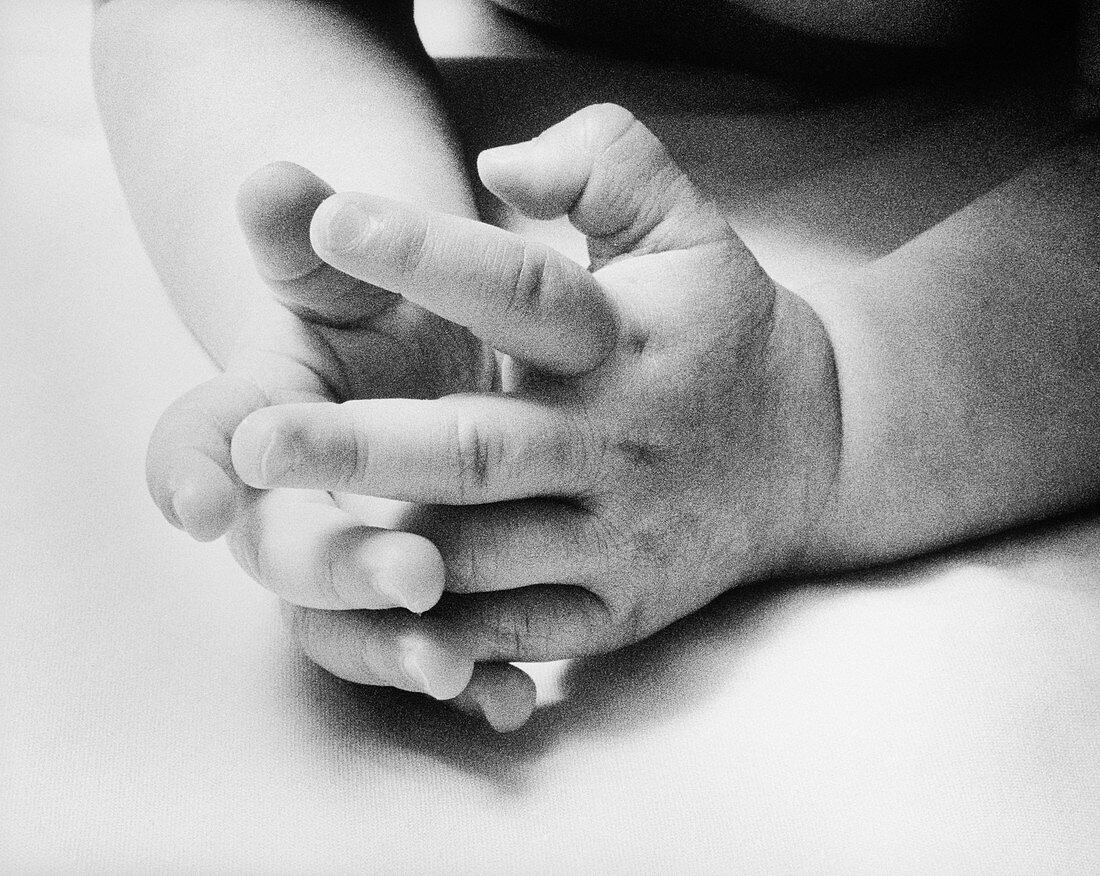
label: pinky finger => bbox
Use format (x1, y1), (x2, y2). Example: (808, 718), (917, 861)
(449, 663), (538, 733)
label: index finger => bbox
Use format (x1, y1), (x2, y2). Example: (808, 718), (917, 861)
(310, 194), (619, 375)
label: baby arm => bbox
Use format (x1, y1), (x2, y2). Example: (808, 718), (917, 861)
(92, 0), (476, 362)
(98, 0), (500, 636)
(803, 16), (1100, 565)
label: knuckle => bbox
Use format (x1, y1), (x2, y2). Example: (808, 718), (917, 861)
(315, 542), (349, 609)
(498, 242), (549, 320)
(490, 604), (542, 661)
(446, 414), (501, 503)
(254, 533), (298, 601)
(353, 635), (385, 683)
(589, 113), (645, 186)
(447, 529), (483, 592)
(388, 212), (432, 278)
(565, 408), (615, 495)
(581, 110), (697, 255)
(326, 408), (366, 491)
(421, 510), (482, 591)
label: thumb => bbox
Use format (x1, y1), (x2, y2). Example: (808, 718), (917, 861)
(477, 103), (734, 266)
(236, 161), (398, 329)
(147, 372), (269, 541)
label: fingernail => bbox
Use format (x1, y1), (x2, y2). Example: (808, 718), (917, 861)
(478, 683), (537, 733)
(477, 144), (511, 165)
(230, 415), (276, 486)
(374, 575), (422, 613)
(168, 491), (188, 531)
(257, 429), (289, 482)
(235, 418), (294, 486)
(401, 649), (436, 697)
(314, 200), (371, 253)
(400, 644), (472, 700)
(477, 142), (531, 173)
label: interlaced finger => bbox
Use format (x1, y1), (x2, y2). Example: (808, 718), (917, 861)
(402, 500), (603, 593)
(227, 488), (445, 611)
(309, 193), (619, 374)
(230, 394), (590, 504)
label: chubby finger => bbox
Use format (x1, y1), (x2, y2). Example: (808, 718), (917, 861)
(230, 395), (588, 504)
(309, 192), (618, 374)
(290, 585), (620, 677)
(281, 601), (474, 700)
(449, 663), (538, 732)
(477, 103), (732, 265)
(237, 162), (399, 328)
(428, 586), (624, 661)
(226, 488), (444, 611)
(403, 500), (601, 593)
(146, 374), (269, 541)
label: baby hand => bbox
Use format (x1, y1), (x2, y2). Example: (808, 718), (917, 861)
(146, 160), (615, 729)
(232, 104), (842, 720)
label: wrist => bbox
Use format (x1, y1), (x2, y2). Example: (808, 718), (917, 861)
(787, 274), (905, 573)
(757, 283), (845, 578)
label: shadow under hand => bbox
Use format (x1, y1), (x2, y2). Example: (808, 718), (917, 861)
(279, 508), (1100, 792)
(524, 506), (1100, 739)
(274, 574), (818, 793)
(529, 580), (800, 737)
(278, 646), (558, 794)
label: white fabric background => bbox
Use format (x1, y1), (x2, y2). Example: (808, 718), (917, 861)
(1, 2), (1098, 872)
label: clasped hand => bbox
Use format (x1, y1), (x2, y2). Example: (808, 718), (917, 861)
(148, 104), (841, 730)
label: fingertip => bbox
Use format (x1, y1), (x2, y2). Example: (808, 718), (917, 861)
(236, 161), (332, 221)
(365, 532), (446, 614)
(147, 374), (272, 541)
(229, 409), (277, 489)
(400, 638), (475, 701)
(475, 143), (528, 193)
(477, 104), (638, 222)
(237, 161), (334, 283)
(148, 447), (240, 542)
(309, 194), (371, 256)
(167, 470), (241, 542)
(451, 664), (538, 732)
(476, 140), (581, 221)
(480, 681), (537, 733)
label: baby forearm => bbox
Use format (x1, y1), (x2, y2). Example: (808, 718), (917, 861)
(92, 0), (476, 363)
(803, 127), (1100, 567)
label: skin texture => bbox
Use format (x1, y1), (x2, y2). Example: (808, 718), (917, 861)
(109, 0), (1100, 729)
(149, 106), (840, 728)
(148, 106), (1100, 729)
